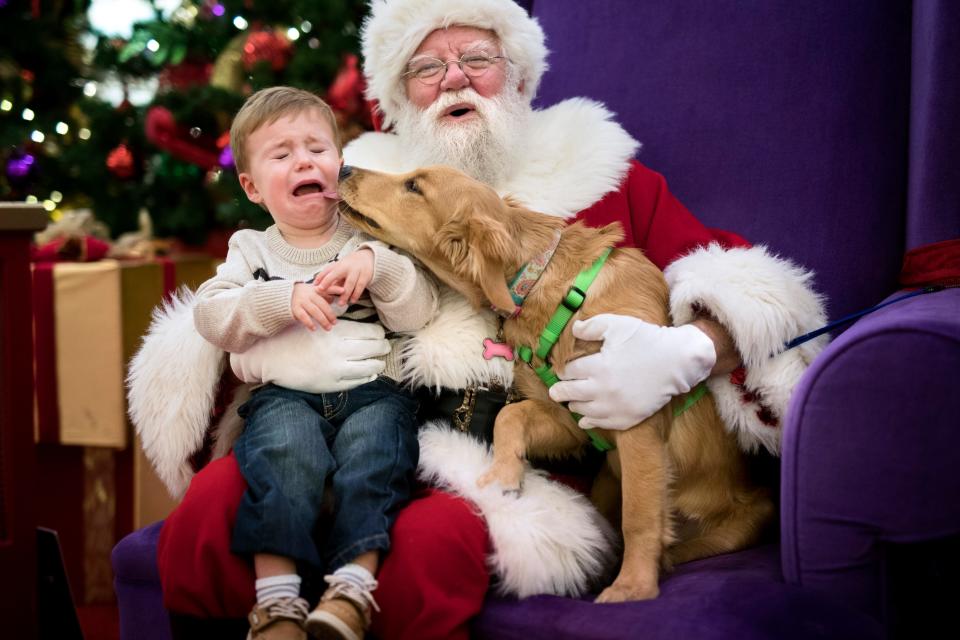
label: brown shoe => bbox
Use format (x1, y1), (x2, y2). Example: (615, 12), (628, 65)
(247, 596), (309, 640)
(305, 573), (379, 640)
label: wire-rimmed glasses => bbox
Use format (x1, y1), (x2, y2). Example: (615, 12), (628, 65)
(402, 52), (509, 85)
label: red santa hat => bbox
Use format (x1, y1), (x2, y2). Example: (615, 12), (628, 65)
(360, 0), (549, 127)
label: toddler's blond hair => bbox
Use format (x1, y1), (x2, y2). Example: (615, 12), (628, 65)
(230, 86), (341, 174)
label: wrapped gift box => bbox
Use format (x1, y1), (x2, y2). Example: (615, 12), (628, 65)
(32, 254), (217, 604)
(34, 259), (127, 447)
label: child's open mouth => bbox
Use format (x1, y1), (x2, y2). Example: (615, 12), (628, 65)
(293, 181), (337, 198)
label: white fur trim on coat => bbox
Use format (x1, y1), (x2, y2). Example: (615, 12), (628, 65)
(361, 0), (548, 128)
(344, 97), (639, 220)
(126, 289), (226, 498)
(417, 424), (619, 597)
(398, 286), (514, 392)
(665, 244), (828, 454)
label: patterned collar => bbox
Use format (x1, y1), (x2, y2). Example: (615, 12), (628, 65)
(501, 231), (562, 315)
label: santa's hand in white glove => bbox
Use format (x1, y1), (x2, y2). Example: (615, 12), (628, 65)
(548, 314), (717, 430)
(230, 320), (391, 394)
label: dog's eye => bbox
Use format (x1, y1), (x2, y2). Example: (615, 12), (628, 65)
(404, 178), (421, 195)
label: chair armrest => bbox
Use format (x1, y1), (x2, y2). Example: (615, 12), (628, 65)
(112, 522), (172, 640)
(780, 287), (960, 620)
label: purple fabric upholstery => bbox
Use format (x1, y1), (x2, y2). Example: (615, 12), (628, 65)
(476, 545), (881, 639)
(112, 521), (171, 640)
(112, 2), (960, 638)
(782, 288), (960, 617)
(907, 0), (960, 249)
(534, 0), (913, 319)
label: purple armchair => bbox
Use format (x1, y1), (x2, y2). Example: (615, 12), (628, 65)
(113, 2), (960, 639)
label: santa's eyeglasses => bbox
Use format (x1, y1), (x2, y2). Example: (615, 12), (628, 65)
(402, 52), (509, 85)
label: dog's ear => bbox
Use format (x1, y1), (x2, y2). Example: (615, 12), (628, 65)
(436, 200), (517, 315)
(475, 250), (518, 315)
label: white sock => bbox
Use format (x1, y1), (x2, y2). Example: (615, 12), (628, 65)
(332, 563), (376, 589)
(255, 574), (301, 603)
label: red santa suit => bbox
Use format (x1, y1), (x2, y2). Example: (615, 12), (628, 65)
(133, 96), (827, 640)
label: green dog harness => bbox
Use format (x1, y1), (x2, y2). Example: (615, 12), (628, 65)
(516, 248), (615, 451)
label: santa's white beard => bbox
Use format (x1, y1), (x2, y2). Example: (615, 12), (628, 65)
(393, 88), (531, 187)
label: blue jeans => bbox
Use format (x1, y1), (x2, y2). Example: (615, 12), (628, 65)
(231, 377), (419, 571)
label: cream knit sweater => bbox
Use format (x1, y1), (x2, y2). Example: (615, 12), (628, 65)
(193, 216), (438, 382)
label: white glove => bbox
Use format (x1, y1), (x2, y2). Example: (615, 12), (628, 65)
(548, 314), (716, 430)
(230, 320), (391, 393)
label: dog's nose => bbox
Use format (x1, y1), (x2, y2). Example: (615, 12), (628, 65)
(338, 165), (353, 181)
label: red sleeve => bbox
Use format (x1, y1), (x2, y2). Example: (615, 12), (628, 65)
(575, 160), (749, 271)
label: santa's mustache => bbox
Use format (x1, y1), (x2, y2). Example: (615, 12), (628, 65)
(423, 89), (494, 122)
(393, 83), (530, 185)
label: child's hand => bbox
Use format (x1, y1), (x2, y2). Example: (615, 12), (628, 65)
(314, 248), (375, 306)
(291, 282), (338, 331)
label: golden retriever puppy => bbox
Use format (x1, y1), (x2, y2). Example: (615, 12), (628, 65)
(338, 165), (773, 603)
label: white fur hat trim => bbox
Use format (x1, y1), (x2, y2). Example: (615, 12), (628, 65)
(361, 0), (549, 126)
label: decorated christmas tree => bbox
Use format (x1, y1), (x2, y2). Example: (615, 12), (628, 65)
(1, 0), (371, 248)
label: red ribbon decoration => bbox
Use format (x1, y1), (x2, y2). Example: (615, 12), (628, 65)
(144, 106), (221, 170)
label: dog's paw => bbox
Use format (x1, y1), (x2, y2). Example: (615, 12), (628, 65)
(476, 471), (494, 489)
(476, 461), (524, 494)
(594, 580), (659, 603)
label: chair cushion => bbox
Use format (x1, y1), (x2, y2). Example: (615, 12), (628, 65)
(475, 544), (882, 639)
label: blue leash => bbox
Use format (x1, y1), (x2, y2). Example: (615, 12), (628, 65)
(784, 284), (951, 350)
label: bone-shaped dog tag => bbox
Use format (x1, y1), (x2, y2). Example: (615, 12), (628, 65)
(482, 338), (515, 361)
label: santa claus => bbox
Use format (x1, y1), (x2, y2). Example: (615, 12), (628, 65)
(129, 1), (827, 639)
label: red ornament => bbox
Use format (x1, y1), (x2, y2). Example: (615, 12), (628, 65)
(327, 54), (369, 121)
(242, 30), (291, 72)
(326, 53), (376, 133)
(158, 60), (213, 91)
(107, 143), (136, 179)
